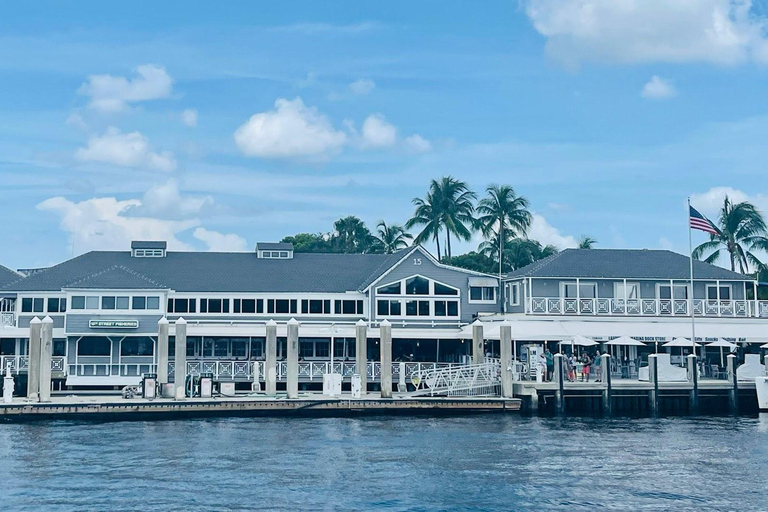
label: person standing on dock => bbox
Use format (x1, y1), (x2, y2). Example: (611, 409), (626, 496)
(581, 353), (592, 382)
(594, 350), (602, 383)
(545, 349), (554, 382)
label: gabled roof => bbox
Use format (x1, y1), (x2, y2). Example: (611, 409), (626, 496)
(505, 249), (754, 281)
(0, 264), (21, 288)
(1, 250), (404, 293)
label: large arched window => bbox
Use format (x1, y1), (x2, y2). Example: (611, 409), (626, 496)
(375, 276), (460, 319)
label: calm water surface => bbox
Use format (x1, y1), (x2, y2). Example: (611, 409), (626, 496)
(0, 414), (766, 511)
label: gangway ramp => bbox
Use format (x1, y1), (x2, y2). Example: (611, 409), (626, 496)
(408, 361), (501, 397)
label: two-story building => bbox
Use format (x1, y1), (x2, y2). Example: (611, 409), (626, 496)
(0, 241), (500, 390)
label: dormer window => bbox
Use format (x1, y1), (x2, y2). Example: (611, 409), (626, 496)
(131, 241), (167, 258)
(256, 242), (293, 259)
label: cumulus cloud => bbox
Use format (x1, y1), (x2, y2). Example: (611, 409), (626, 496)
(404, 134), (432, 153)
(182, 109), (198, 127)
(76, 127), (177, 172)
(524, 0), (768, 67)
(349, 78), (375, 95)
(234, 97), (347, 158)
(690, 186), (768, 217)
(361, 114), (398, 148)
(37, 196), (197, 254)
(135, 179), (214, 220)
(193, 227), (248, 252)
(528, 213), (578, 249)
(78, 64), (173, 112)
(641, 75), (677, 99)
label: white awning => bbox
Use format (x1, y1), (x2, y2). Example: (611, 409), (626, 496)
(468, 277), (498, 287)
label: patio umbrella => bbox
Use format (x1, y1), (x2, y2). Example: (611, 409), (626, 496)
(605, 336), (646, 346)
(706, 339), (737, 367)
(761, 343), (768, 349)
(663, 337), (701, 362)
(560, 335), (597, 356)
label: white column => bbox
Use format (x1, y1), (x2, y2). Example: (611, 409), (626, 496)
(355, 319), (367, 395)
(499, 321), (513, 397)
(174, 317), (187, 400)
(286, 318), (299, 399)
(157, 317), (169, 385)
(265, 319), (277, 395)
(26, 317), (41, 399)
(39, 316), (54, 402)
(380, 319), (393, 398)
(471, 319), (484, 365)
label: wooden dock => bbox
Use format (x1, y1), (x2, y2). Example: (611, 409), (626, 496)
(0, 394), (521, 422)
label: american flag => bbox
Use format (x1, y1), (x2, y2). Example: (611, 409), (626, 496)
(689, 206), (719, 235)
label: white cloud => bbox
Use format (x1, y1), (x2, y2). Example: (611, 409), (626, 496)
(193, 227), (248, 252)
(75, 127), (177, 172)
(182, 109), (198, 127)
(37, 196), (197, 254)
(404, 134), (432, 153)
(528, 213), (578, 249)
(349, 79), (375, 95)
(234, 97), (347, 158)
(361, 114), (397, 148)
(658, 237), (675, 251)
(524, 0), (768, 67)
(78, 64), (173, 112)
(641, 75), (677, 99)
(547, 202), (571, 212)
(137, 179), (214, 219)
(690, 186), (768, 217)
(65, 111), (88, 131)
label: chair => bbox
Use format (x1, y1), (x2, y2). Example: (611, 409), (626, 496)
(710, 364), (725, 380)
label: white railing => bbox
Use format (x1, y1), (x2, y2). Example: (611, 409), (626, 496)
(411, 360), (501, 397)
(528, 297), (768, 318)
(167, 360), (457, 382)
(0, 312), (14, 327)
(1, 356), (66, 375)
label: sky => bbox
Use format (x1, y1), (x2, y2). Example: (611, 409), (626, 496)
(3, 0), (768, 270)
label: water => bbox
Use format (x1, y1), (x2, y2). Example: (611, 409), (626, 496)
(0, 415), (766, 511)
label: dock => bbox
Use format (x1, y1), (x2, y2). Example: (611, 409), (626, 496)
(0, 394), (521, 422)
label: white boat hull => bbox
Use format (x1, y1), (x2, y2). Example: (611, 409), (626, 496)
(757, 376), (768, 411)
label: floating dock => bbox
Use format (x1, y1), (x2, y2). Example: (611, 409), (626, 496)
(0, 394), (521, 422)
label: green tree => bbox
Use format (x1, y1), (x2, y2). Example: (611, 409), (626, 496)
(692, 196), (768, 273)
(406, 190), (444, 259)
(374, 221), (412, 254)
(476, 184), (532, 276)
(280, 233), (333, 253)
(443, 251), (497, 274)
(479, 235), (557, 272)
(578, 236), (598, 249)
(332, 216), (376, 253)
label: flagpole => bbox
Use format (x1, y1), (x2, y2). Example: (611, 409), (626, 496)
(688, 197), (697, 359)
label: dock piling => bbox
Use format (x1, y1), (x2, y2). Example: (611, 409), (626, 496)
(39, 316), (53, 402)
(648, 354), (659, 416)
(471, 320), (484, 365)
(26, 317), (41, 399)
(157, 318), (169, 387)
(601, 353), (611, 416)
(499, 322), (513, 398)
(380, 320), (393, 398)
(286, 318), (299, 399)
(355, 320), (367, 395)
(687, 354), (698, 414)
(265, 320), (277, 395)
(727, 354), (738, 414)
(553, 353), (564, 415)
(174, 318), (187, 400)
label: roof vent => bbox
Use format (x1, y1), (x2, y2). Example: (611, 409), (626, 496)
(131, 240), (167, 258)
(256, 242), (294, 259)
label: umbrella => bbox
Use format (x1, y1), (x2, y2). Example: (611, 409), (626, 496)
(559, 335), (598, 347)
(663, 337), (700, 364)
(707, 339), (737, 367)
(605, 336), (646, 346)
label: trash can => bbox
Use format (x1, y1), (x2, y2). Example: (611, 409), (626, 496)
(142, 373), (157, 400)
(200, 373), (213, 398)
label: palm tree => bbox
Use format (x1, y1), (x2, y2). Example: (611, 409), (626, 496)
(333, 216), (374, 253)
(476, 184), (532, 276)
(406, 190), (443, 259)
(578, 236), (598, 249)
(374, 221), (413, 254)
(692, 196), (768, 273)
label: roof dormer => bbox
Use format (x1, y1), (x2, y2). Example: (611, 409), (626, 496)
(256, 242), (294, 259)
(131, 240), (167, 258)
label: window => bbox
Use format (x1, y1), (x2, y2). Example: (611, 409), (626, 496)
(234, 299), (256, 314)
(102, 296), (116, 310)
(658, 284), (688, 300)
(33, 298), (44, 312)
(132, 296), (146, 310)
(342, 300), (357, 315)
(279, 251), (289, 258)
(21, 298), (32, 313)
(47, 298), (66, 313)
(120, 337), (154, 356)
(167, 298), (196, 314)
(147, 297), (160, 309)
(133, 249), (164, 257)
(309, 299), (323, 314)
(116, 296), (129, 310)
(707, 285), (731, 301)
(250, 338), (265, 358)
(71, 296), (86, 310)
(614, 282), (639, 300)
(201, 298), (229, 314)
(405, 276), (430, 295)
(268, 299), (295, 314)
(406, 300), (429, 316)
(434, 283), (458, 296)
(86, 296), (99, 309)
(77, 336), (111, 356)
(470, 286), (496, 302)
(377, 282), (401, 295)
(377, 300), (402, 316)
(434, 300), (459, 317)
(562, 283), (596, 299)
(508, 283), (520, 306)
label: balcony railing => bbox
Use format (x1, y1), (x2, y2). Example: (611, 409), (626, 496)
(1, 356), (66, 374)
(0, 312), (14, 327)
(527, 297), (768, 318)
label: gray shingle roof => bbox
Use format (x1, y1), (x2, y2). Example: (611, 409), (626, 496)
(1, 250), (407, 293)
(505, 249), (754, 281)
(256, 242), (294, 251)
(131, 241), (167, 250)
(0, 264), (21, 288)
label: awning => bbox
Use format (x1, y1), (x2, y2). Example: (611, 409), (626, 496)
(468, 277), (498, 287)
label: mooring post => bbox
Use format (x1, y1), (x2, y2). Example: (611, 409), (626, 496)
(265, 320), (277, 395)
(553, 353), (564, 415)
(355, 319), (368, 395)
(727, 354), (738, 414)
(286, 318), (299, 399)
(499, 322), (513, 398)
(26, 317), (41, 399)
(380, 320), (393, 398)
(157, 317), (169, 388)
(471, 320), (484, 365)
(686, 354), (698, 415)
(602, 353), (612, 416)
(174, 317), (187, 400)
(3, 364), (13, 404)
(38, 316), (53, 403)
(648, 354), (659, 416)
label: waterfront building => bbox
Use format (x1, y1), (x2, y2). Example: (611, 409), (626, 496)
(0, 243), (765, 391)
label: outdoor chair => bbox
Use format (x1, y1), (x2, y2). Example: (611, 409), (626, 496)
(710, 364), (725, 379)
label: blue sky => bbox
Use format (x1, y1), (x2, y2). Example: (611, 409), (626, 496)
(3, 0), (768, 270)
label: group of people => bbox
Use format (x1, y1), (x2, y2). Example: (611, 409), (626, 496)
(538, 348), (604, 383)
